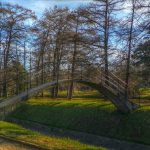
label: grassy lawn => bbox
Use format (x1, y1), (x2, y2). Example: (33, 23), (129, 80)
(38, 90), (103, 99)
(139, 88), (150, 100)
(0, 121), (105, 150)
(7, 90), (150, 145)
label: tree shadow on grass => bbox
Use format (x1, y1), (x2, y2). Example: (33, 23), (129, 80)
(7, 99), (150, 147)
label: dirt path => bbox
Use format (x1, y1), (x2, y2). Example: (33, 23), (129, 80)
(8, 118), (150, 150)
(0, 137), (38, 150)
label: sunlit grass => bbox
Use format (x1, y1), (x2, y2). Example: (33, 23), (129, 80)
(37, 90), (103, 99)
(139, 88), (150, 100)
(7, 90), (150, 145)
(0, 121), (106, 150)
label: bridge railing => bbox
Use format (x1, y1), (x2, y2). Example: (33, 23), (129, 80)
(100, 72), (127, 95)
(77, 69), (128, 99)
(0, 67), (129, 102)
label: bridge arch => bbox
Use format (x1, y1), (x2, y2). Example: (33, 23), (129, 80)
(0, 79), (138, 113)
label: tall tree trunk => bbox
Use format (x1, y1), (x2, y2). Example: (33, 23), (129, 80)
(68, 14), (79, 99)
(125, 0), (135, 98)
(54, 41), (63, 98)
(0, 30), (2, 97)
(23, 42), (26, 91)
(51, 47), (57, 98)
(104, 0), (109, 74)
(3, 29), (12, 97)
(41, 50), (44, 97)
(67, 64), (70, 98)
(36, 56), (40, 87)
(29, 52), (32, 89)
(54, 47), (59, 98)
(15, 43), (19, 95)
(68, 38), (77, 99)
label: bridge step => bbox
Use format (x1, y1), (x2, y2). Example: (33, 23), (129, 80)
(77, 80), (139, 113)
(99, 85), (139, 113)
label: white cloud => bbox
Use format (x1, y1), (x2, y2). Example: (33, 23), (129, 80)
(1, 0), (92, 17)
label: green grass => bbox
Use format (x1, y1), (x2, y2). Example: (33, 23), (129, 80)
(59, 90), (103, 99)
(0, 121), (105, 150)
(7, 90), (150, 145)
(38, 90), (103, 99)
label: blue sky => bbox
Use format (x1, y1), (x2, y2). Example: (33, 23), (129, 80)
(1, 0), (92, 17)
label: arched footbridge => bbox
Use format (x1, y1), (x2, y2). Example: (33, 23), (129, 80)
(0, 70), (139, 114)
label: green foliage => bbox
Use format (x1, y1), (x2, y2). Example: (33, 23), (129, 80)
(0, 121), (105, 150)
(133, 40), (150, 86)
(11, 60), (28, 93)
(134, 40), (150, 67)
(8, 90), (150, 145)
